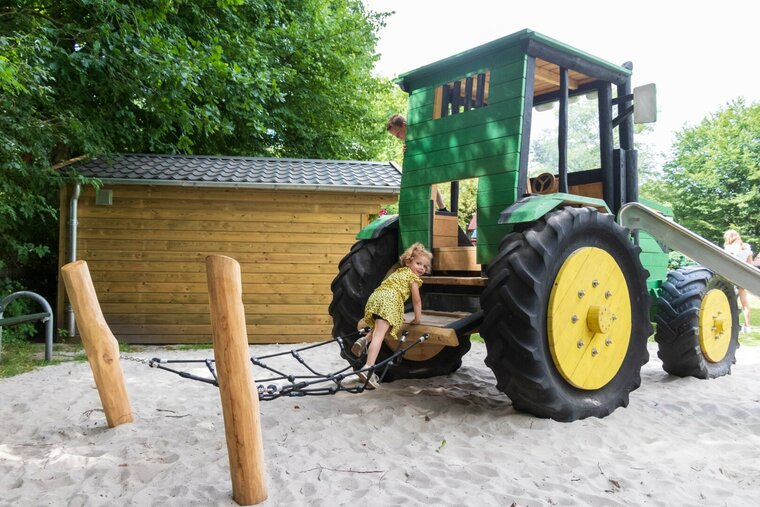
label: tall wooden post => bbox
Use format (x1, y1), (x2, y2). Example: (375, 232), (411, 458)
(205, 255), (267, 506)
(60, 260), (133, 428)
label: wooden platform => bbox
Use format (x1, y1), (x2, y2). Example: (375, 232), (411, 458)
(422, 275), (488, 286)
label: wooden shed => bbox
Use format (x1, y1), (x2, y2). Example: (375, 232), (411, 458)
(57, 154), (400, 344)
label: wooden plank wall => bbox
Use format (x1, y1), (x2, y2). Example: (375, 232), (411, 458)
(58, 184), (396, 344)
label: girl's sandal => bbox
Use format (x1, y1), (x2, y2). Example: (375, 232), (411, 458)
(351, 336), (368, 357)
(357, 371), (380, 389)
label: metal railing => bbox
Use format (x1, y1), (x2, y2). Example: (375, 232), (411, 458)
(0, 291), (54, 361)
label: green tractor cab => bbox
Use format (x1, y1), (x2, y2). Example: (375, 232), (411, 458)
(330, 29), (753, 421)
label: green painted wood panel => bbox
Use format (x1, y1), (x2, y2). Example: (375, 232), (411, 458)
(398, 192), (433, 215)
(406, 58), (526, 112)
(401, 44), (524, 91)
(476, 224), (513, 261)
(637, 231), (668, 287)
(402, 152), (521, 186)
(405, 119), (520, 156)
(477, 172), (518, 194)
(475, 169), (521, 263)
(400, 225), (431, 251)
(407, 98), (524, 140)
(398, 185), (432, 250)
(407, 76), (525, 125)
(404, 133), (520, 171)
(477, 201), (518, 227)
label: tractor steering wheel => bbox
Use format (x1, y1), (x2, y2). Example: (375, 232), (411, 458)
(533, 172), (557, 194)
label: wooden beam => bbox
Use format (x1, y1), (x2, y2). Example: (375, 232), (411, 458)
(422, 275), (487, 286)
(534, 65), (579, 90)
(206, 255), (267, 506)
(60, 260), (133, 428)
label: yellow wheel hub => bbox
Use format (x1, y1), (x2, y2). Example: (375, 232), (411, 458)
(548, 247), (632, 390)
(698, 288), (732, 362)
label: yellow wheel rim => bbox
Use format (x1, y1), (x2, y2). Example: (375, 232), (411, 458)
(548, 247), (632, 390)
(698, 288), (732, 362)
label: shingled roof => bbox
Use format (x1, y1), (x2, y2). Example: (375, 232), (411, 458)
(75, 153), (402, 193)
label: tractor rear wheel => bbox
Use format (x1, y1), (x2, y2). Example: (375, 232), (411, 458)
(654, 266), (739, 378)
(480, 206), (652, 421)
(329, 227), (470, 381)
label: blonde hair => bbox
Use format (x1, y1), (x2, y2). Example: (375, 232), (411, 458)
(724, 229), (742, 246)
(399, 242), (432, 273)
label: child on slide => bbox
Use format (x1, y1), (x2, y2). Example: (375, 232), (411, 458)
(351, 242), (432, 389)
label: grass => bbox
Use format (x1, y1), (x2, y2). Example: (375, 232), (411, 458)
(741, 293), (760, 346)
(0, 339), (87, 378)
(0, 337), (216, 378)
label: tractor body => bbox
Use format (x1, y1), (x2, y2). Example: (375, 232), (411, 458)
(330, 30), (743, 421)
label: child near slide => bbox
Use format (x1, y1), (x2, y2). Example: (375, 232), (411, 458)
(723, 229), (753, 333)
(351, 242), (433, 389)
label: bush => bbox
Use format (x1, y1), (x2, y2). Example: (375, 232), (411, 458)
(0, 275), (37, 343)
(667, 251), (697, 271)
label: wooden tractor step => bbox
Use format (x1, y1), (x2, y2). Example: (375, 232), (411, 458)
(358, 310), (482, 361)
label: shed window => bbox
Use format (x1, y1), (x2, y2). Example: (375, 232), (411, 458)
(433, 71), (490, 119)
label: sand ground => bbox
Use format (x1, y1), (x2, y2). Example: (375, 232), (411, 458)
(1, 341), (759, 506)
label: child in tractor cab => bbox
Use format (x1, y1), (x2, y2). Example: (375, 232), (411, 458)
(351, 242), (433, 389)
(387, 114), (447, 211)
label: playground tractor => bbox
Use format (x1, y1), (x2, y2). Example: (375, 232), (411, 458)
(329, 29), (760, 422)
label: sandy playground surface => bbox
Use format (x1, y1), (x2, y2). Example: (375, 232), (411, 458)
(1, 341), (760, 506)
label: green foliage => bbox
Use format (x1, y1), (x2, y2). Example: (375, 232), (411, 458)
(0, 277), (36, 342)
(1, 0), (399, 336)
(373, 85), (409, 165)
(666, 251), (696, 271)
(1, 0), (395, 160)
(530, 96), (600, 176)
(639, 178), (673, 207)
(662, 100), (760, 247)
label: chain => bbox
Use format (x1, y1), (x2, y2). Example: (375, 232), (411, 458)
(119, 354), (156, 367)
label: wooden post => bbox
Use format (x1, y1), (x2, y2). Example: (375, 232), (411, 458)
(60, 260), (133, 428)
(206, 255), (267, 506)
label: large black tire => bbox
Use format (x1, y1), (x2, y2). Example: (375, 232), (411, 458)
(655, 266), (739, 378)
(480, 206), (652, 422)
(329, 227), (470, 381)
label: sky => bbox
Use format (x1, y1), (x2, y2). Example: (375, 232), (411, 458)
(362, 0), (760, 160)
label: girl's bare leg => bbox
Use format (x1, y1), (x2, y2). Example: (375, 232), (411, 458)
(739, 288), (751, 328)
(365, 319), (390, 367)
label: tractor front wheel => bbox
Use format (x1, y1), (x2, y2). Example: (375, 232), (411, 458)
(480, 206), (652, 421)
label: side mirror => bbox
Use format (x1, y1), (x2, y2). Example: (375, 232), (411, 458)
(633, 83), (657, 124)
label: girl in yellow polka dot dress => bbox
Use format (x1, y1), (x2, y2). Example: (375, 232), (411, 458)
(352, 242), (432, 388)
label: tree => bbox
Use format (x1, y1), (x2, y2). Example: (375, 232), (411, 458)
(0, 0), (399, 323)
(659, 99), (760, 247)
(1, 1), (397, 160)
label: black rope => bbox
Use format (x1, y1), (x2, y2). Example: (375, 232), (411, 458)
(146, 329), (429, 401)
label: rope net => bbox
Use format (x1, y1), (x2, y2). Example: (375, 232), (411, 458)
(130, 329), (428, 401)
